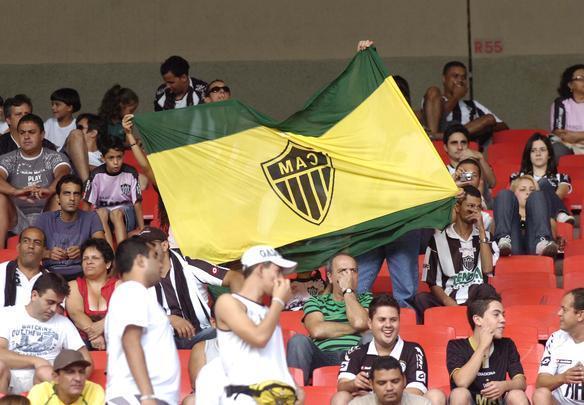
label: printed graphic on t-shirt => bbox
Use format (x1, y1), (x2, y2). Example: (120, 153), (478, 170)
(11, 325), (58, 356)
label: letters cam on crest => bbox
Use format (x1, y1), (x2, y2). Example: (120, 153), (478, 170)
(261, 141), (335, 225)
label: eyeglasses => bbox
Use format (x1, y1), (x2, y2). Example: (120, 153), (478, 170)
(208, 86), (230, 95)
(76, 124), (88, 131)
(571, 75), (584, 82)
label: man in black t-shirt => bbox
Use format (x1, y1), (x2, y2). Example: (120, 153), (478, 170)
(332, 294), (446, 405)
(446, 287), (528, 405)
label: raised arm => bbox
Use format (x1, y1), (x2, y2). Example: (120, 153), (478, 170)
(123, 114), (157, 187)
(215, 279), (291, 348)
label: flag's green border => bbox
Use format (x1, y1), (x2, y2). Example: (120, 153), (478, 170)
(134, 47), (389, 154)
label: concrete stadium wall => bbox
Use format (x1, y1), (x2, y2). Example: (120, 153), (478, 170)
(1, 0), (583, 128)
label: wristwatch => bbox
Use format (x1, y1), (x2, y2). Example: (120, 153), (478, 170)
(342, 288), (354, 296)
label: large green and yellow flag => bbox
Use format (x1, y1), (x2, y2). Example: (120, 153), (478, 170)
(135, 48), (458, 271)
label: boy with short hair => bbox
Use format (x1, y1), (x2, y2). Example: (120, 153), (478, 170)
(44, 88), (81, 152)
(83, 136), (143, 247)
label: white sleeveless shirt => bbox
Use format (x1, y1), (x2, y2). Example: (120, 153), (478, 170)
(217, 294), (295, 387)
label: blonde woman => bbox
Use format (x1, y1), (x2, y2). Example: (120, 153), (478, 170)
(494, 175), (557, 256)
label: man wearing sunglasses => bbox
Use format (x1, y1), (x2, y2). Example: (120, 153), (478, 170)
(204, 80), (232, 103)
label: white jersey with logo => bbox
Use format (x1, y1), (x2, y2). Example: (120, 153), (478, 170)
(539, 329), (584, 404)
(217, 294), (295, 389)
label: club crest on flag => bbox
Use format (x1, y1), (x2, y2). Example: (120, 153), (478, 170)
(261, 141), (335, 225)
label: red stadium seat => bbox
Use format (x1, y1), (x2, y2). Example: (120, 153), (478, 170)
(282, 328), (298, 349)
(563, 255), (584, 277)
(400, 308), (417, 326)
(506, 305), (559, 340)
(500, 287), (565, 306)
(562, 178), (584, 210)
(0, 249), (15, 263)
(515, 343), (544, 385)
(424, 306), (471, 338)
(495, 256), (554, 274)
(558, 155), (584, 177)
(280, 311), (307, 335)
(399, 325), (455, 349)
(89, 351), (107, 387)
(303, 386), (337, 405)
(142, 186), (158, 221)
(372, 266), (393, 294)
(123, 150), (144, 173)
(6, 235), (17, 249)
(178, 350), (193, 400)
(564, 272), (584, 289)
(564, 240), (584, 256)
(492, 129), (547, 145)
(289, 367), (304, 387)
(312, 365), (340, 387)
(556, 222), (574, 242)
(503, 325), (539, 346)
(424, 348), (450, 390)
(490, 162), (518, 197)
(490, 272), (556, 291)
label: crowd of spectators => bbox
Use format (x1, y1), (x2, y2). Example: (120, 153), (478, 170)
(0, 42), (581, 405)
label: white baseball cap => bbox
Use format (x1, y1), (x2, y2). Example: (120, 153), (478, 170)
(241, 245), (297, 274)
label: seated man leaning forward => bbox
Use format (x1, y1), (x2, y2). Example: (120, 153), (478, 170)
(414, 186), (497, 323)
(287, 253), (372, 385)
(333, 294), (445, 405)
(349, 356), (432, 405)
(27, 349), (104, 404)
(0, 273), (91, 395)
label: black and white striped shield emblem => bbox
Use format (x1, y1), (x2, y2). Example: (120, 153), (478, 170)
(261, 141), (335, 225)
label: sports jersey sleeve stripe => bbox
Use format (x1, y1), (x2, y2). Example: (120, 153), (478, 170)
(302, 296), (321, 316)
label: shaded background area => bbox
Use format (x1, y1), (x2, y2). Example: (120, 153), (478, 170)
(1, 0), (582, 128)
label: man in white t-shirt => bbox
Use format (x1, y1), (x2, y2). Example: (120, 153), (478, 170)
(105, 236), (180, 405)
(533, 288), (584, 404)
(0, 272), (90, 394)
(0, 227), (47, 307)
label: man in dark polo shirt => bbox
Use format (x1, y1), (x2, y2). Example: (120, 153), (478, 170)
(287, 253), (372, 385)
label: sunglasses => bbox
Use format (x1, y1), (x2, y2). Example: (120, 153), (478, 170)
(76, 124), (88, 131)
(571, 75), (584, 82)
(208, 86), (230, 95)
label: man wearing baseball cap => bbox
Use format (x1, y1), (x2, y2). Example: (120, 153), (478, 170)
(27, 349), (104, 404)
(137, 226), (244, 349)
(196, 245), (303, 404)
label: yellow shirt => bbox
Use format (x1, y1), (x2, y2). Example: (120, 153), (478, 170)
(27, 381), (104, 404)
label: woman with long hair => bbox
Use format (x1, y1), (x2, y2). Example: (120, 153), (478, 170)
(66, 238), (118, 350)
(550, 64), (584, 162)
(98, 84), (139, 141)
(511, 132), (574, 224)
